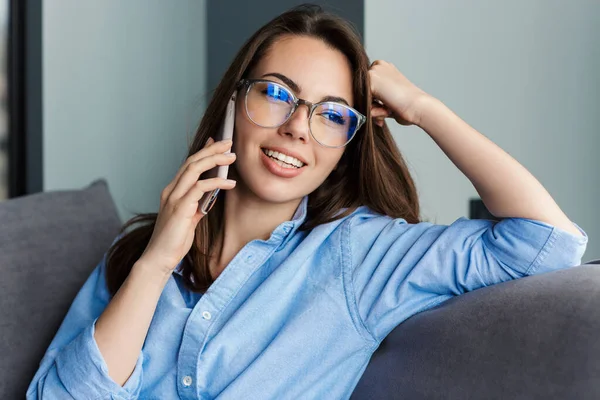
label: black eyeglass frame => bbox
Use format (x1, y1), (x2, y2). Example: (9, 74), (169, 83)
(237, 78), (366, 148)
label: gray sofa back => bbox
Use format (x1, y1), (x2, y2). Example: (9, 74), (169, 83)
(0, 180), (122, 398)
(351, 263), (600, 399)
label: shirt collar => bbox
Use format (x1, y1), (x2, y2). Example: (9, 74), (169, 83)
(277, 195), (308, 246)
(291, 195), (308, 226)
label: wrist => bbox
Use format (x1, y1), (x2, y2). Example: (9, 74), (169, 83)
(412, 93), (442, 128)
(132, 258), (174, 286)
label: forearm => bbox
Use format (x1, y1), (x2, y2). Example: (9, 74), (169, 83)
(415, 95), (581, 236)
(94, 260), (171, 386)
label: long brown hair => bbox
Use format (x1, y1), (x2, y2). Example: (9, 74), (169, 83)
(105, 4), (420, 296)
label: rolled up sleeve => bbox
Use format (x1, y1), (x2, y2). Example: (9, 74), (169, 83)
(454, 216), (588, 285)
(514, 219), (588, 275)
(26, 250), (144, 400)
(347, 211), (589, 342)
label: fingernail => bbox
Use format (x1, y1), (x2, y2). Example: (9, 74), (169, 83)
(222, 139), (233, 144)
(207, 137), (214, 144)
(225, 152), (236, 157)
(226, 179), (236, 185)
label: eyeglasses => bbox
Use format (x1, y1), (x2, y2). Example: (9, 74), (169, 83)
(238, 79), (366, 148)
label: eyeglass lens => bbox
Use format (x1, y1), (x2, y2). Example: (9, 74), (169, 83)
(245, 81), (360, 147)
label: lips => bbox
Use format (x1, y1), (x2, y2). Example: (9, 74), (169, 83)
(260, 146), (309, 166)
(259, 147), (306, 178)
(261, 148), (305, 168)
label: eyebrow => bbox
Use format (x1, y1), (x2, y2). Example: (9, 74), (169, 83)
(260, 72), (350, 106)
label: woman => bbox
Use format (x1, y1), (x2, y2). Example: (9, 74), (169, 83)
(27, 5), (587, 400)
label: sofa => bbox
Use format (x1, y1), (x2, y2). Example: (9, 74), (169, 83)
(1, 179), (599, 399)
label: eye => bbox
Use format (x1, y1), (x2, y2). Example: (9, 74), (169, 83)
(262, 84), (291, 103)
(320, 110), (346, 125)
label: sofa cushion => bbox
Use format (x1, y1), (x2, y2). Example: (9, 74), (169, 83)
(0, 179), (122, 398)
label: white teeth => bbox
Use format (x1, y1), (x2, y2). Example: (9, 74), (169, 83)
(262, 148), (305, 168)
(274, 158), (295, 169)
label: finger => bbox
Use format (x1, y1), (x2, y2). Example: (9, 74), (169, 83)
(168, 152), (237, 202)
(178, 139), (232, 181)
(396, 117), (413, 126)
(163, 139), (232, 201)
(173, 178), (237, 218)
(369, 59), (383, 69)
(371, 105), (389, 119)
(191, 177), (237, 200)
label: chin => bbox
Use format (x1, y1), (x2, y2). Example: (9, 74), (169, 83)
(246, 177), (307, 204)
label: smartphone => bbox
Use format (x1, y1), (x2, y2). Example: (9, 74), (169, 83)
(198, 93), (236, 214)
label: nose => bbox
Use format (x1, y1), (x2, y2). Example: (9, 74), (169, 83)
(277, 103), (311, 143)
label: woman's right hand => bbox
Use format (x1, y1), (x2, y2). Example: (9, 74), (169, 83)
(138, 138), (237, 274)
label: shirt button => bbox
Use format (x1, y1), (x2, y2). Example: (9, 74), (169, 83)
(182, 375), (193, 387)
(202, 311), (212, 320)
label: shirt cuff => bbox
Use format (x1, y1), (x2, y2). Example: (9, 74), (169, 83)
(55, 318), (144, 399)
(526, 221), (588, 275)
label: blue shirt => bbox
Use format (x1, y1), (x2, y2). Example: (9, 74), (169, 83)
(27, 196), (588, 399)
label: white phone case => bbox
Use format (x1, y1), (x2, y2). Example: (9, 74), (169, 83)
(199, 93), (236, 214)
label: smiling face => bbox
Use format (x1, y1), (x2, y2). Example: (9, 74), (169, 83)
(230, 35), (355, 205)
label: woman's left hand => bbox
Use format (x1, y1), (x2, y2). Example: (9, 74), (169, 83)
(369, 60), (430, 127)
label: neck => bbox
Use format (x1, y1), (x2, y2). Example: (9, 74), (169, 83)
(210, 184), (302, 280)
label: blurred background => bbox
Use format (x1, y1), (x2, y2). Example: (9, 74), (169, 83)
(2, 0), (598, 259)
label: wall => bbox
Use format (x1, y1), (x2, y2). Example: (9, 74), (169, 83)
(43, 0), (206, 221)
(207, 0), (363, 93)
(365, 0), (600, 259)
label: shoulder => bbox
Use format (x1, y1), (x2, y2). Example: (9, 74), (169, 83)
(332, 206), (415, 255)
(306, 205), (443, 248)
(343, 205), (412, 233)
(340, 207), (470, 260)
